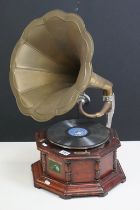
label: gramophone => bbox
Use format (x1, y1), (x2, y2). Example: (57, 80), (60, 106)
(10, 10), (126, 198)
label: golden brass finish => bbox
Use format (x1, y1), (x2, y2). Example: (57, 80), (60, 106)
(79, 100), (112, 118)
(89, 72), (113, 96)
(79, 72), (113, 118)
(10, 10), (113, 122)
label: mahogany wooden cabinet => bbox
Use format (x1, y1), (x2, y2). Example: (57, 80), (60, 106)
(32, 129), (126, 199)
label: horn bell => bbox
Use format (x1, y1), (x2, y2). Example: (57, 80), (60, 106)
(10, 10), (94, 121)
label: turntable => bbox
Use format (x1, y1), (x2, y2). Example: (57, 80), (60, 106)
(10, 10), (126, 198)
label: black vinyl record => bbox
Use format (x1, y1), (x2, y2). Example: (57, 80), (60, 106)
(47, 119), (110, 150)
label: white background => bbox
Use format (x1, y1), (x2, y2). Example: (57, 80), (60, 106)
(0, 142), (139, 210)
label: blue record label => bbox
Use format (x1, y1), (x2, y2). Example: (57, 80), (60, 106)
(67, 127), (88, 137)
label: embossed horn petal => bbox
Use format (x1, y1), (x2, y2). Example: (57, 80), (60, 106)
(10, 10), (94, 121)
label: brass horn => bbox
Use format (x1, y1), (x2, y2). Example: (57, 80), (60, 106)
(10, 10), (113, 122)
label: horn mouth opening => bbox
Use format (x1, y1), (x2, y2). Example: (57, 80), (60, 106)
(10, 10), (94, 121)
